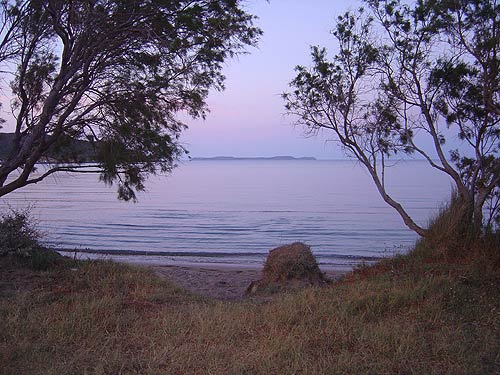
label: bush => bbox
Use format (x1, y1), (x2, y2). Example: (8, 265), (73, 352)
(0, 208), (61, 270)
(0, 208), (41, 257)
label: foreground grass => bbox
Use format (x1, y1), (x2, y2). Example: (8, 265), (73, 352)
(0, 237), (499, 374)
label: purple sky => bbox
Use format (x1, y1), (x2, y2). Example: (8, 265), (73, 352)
(181, 0), (359, 159)
(1, 0), (457, 160)
(0, 0), (357, 159)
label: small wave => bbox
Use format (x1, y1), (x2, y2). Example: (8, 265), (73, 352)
(57, 248), (383, 262)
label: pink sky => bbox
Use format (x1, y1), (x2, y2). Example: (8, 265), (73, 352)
(2, 0), (456, 160)
(180, 0), (358, 159)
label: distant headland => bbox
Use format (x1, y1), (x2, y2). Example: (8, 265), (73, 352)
(191, 156), (317, 161)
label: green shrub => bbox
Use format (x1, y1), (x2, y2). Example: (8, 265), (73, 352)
(0, 208), (61, 270)
(0, 208), (41, 257)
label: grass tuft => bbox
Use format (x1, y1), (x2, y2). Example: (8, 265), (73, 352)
(247, 242), (328, 295)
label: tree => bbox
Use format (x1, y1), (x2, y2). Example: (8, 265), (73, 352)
(284, 0), (499, 236)
(0, 0), (261, 200)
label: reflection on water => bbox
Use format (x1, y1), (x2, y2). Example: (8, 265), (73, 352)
(1, 160), (452, 268)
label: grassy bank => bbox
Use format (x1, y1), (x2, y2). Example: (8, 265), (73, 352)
(0, 216), (499, 373)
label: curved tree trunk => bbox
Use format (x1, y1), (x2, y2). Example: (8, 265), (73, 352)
(359, 155), (429, 237)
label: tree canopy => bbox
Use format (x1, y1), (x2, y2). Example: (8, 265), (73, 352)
(284, 0), (500, 236)
(0, 0), (261, 200)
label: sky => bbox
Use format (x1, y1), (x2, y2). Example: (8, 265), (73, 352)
(180, 0), (360, 159)
(0, 0), (453, 160)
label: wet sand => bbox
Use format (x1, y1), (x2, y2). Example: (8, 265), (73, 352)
(150, 264), (347, 301)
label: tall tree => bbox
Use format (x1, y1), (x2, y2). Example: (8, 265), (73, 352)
(0, 0), (261, 200)
(284, 0), (499, 236)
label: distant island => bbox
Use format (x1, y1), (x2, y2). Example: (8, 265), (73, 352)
(191, 156), (316, 161)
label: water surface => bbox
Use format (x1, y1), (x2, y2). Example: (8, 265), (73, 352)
(1, 160), (452, 269)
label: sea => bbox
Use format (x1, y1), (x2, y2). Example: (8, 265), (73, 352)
(0, 159), (452, 270)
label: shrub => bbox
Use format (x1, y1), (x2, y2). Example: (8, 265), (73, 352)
(0, 208), (41, 257)
(0, 208), (61, 270)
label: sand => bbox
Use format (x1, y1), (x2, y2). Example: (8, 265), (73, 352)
(150, 264), (347, 301)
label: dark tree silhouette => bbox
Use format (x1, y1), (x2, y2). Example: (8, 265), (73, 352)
(284, 0), (499, 235)
(0, 0), (261, 200)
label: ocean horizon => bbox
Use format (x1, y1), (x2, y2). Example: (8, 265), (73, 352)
(1, 159), (452, 270)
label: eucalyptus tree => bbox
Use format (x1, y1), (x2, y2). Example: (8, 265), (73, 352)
(284, 0), (499, 236)
(0, 0), (261, 200)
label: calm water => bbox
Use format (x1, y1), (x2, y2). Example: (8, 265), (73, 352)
(1, 160), (452, 269)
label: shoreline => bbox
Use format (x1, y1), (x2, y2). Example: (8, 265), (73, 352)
(57, 249), (365, 273)
(58, 250), (349, 300)
(149, 264), (347, 301)
(56, 249), (351, 300)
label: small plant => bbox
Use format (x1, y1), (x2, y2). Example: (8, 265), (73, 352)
(0, 208), (41, 257)
(0, 207), (60, 270)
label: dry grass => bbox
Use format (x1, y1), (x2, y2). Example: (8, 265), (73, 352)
(247, 242), (328, 295)
(0, 239), (498, 375)
(0, 207), (499, 374)
(262, 242), (323, 280)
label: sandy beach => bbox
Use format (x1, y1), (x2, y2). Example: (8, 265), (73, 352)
(150, 264), (347, 301)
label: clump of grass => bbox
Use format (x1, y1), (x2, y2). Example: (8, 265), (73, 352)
(263, 242), (323, 281)
(425, 192), (471, 254)
(247, 242), (328, 295)
(397, 190), (500, 273)
(422, 190), (500, 263)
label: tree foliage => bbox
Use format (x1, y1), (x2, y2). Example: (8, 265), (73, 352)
(284, 0), (500, 236)
(0, 0), (261, 200)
